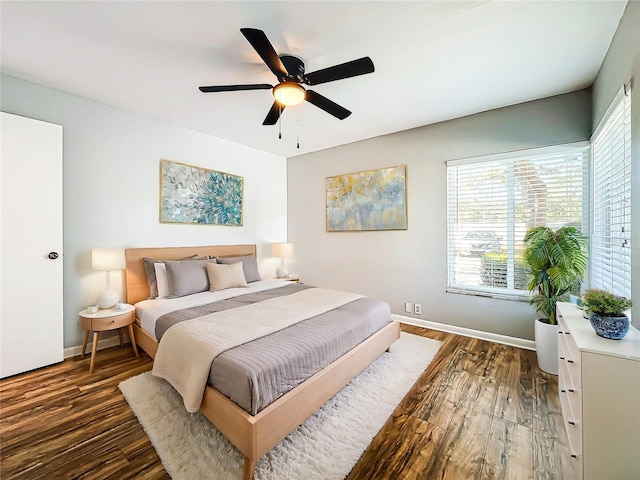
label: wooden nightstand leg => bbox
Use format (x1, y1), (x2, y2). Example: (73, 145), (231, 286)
(127, 324), (139, 358)
(81, 330), (89, 358)
(118, 328), (124, 347)
(90, 331), (99, 373)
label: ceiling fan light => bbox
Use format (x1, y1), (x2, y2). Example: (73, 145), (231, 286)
(273, 82), (306, 106)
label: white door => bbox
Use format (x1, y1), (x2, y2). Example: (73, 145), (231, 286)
(1, 112), (64, 378)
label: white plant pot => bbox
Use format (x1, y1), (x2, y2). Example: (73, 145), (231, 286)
(535, 318), (559, 375)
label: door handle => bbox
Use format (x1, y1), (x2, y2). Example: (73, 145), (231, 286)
(48, 252), (59, 260)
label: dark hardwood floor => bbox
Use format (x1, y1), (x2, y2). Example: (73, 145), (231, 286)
(0, 325), (574, 479)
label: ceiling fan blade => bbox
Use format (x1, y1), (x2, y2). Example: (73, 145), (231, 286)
(199, 84), (272, 93)
(240, 28), (289, 79)
(263, 101), (286, 125)
(305, 90), (351, 120)
(305, 57), (374, 86)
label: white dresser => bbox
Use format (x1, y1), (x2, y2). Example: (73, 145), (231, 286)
(556, 302), (640, 480)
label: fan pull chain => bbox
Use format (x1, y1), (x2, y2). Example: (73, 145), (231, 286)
(278, 104), (282, 140)
(297, 110), (300, 149)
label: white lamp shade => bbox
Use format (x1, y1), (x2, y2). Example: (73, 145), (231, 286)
(272, 243), (294, 258)
(92, 248), (126, 271)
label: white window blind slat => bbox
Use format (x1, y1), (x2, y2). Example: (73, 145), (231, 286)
(447, 145), (589, 298)
(590, 84), (632, 298)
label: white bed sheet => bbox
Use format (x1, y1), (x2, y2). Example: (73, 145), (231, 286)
(135, 279), (291, 341)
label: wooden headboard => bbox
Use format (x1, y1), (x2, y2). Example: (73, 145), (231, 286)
(124, 244), (257, 305)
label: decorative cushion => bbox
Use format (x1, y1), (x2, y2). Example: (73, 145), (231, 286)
(206, 262), (248, 291)
(215, 255), (261, 283)
(164, 258), (217, 298)
(143, 254), (197, 299)
(153, 263), (170, 299)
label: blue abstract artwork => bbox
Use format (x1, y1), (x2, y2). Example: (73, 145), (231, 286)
(326, 165), (407, 231)
(160, 160), (243, 226)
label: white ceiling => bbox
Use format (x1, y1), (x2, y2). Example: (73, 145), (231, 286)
(0, 1), (627, 158)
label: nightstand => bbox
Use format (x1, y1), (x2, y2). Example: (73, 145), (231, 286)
(280, 275), (300, 283)
(79, 304), (139, 373)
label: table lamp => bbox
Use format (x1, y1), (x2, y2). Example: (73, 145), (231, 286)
(272, 243), (294, 278)
(92, 247), (126, 309)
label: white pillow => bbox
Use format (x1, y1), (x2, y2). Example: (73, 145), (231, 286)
(154, 262), (170, 299)
(206, 261), (248, 291)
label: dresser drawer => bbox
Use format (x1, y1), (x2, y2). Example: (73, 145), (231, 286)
(559, 335), (582, 387)
(559, 388), (583, 456)
(558, 371), (582, 423)
(558, 360), (579, 392)
(561, 329), (580, 363)
(559, 355), (582, 391)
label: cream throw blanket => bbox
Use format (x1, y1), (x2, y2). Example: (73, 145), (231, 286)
(152, 288), (363, 413)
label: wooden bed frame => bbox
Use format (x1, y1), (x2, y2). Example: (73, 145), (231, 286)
(124, 244), (400, 479)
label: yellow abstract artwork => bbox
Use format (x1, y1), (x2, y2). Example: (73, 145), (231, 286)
(326, 165), (407, 231)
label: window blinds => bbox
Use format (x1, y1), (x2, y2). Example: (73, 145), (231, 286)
(447, 144), (589, 298)
(590, 83), (632, 298)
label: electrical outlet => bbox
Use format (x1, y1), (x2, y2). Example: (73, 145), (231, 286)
(414, 303), (422, 315)
(405, 302), (413, 313)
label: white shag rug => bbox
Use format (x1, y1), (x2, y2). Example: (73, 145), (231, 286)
(119, 332), (442, 480)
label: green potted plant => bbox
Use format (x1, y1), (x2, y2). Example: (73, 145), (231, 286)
(582, 289), (633, 340)
(523, 226), (588, 374)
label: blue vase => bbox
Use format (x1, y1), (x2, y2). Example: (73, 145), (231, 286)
(589, 312), (630, 340)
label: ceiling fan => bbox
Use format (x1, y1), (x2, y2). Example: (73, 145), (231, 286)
(199, 28), (375, 125)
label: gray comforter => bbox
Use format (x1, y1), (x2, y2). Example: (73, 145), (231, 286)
(154, 284), (392, 414)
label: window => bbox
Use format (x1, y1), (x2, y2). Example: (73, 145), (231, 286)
(447, 144), (589, 299)
(590, 83), (632, 298)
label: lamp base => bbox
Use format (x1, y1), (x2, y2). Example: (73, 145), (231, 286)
(98, 289), (119, 309)
(276, 265), (289, 278)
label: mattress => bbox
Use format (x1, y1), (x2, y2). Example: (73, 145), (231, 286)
(139, 282), (392, 414)
(135, 279), (291, 341)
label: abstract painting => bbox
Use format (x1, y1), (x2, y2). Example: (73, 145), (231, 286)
(160, 159), (243, 226)
(326, 165), (407, 231)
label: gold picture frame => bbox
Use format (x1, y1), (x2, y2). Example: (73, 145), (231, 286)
(159, 159), (243, 226)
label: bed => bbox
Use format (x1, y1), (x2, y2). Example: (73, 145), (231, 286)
(124, 244), (400, 479)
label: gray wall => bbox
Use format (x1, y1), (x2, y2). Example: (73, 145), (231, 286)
(3, 2), (634, 348)
(592, 0), (639, 328)
(288, 89), (592, 341)
(1, 74), (288, 349)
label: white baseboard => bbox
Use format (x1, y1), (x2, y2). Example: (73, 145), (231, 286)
(393, 314), (535, 351)
(65, 318), (534, 358)
(64, 332), (132, 359)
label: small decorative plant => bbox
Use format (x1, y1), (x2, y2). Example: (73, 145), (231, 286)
(583, 289), (633, 316)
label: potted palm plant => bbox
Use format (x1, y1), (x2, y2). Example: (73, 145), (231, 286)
(583, 289), (633, 339)
(523, 226), (588, 374)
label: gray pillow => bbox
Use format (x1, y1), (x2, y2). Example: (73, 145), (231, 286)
(216, 255), (261, 283)
(164, 258), (217, 298)
(143, 254), (197, 299)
